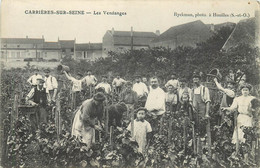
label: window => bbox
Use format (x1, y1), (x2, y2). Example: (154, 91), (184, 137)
(84, 51), (87, 59)
(17, 52), (20, 58)
(11, 52), (16, 58)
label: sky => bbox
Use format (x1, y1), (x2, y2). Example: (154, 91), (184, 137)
(0, 0), (259, 43)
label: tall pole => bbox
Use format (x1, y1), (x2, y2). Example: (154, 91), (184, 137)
(74, 38), (76, 60)
(35, 44), (38, 61)
(131, 27), (133, 52)
(5, 44), (7, 62)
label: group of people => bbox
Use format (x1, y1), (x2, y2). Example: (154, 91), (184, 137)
(25, 68), (259, 155)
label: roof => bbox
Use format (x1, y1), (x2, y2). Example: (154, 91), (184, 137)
(222, 17), (256, 50)
(206, 22), (236, 31)
(151, 20), (212, 43)
(214, 22), (236, 31)
(107, 30), (157, 46)
(0, 38), (44, 44)
(43, 42), (60, 49)
(75, 43), (102, 50)
(58, 40), (75, 48)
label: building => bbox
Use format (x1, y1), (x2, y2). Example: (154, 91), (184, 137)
(75, 43), (102, 61)
(58, 39), (75, 59)
(42, 42), (61, 60)
(102, 28), (158, 56)
(150, 20), (213, 50)
(0, 37), (45, 61)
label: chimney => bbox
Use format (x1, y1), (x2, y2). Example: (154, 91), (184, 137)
(155, 30), (160, 36)
(210, 24), (214, 31)
(58, 37), (60, 41)
(112, 28), (114, 35)
(42, 35), (44, 39)
(26, 35), (28, 38)
(131, 26), (133, 36)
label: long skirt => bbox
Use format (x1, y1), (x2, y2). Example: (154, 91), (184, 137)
(232, 114), (252, 144)
(71, 108), (95, 149)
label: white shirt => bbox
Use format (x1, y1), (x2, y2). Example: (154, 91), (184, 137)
(229, 96), (255, 115)
(44, 75), (58, 92)
(127, 119), (152, 153)
(82, 75), (97, 86)
(165, 79), (179, 88)
(95, 82), (111, 94)
(132, 82), (148, 97)
(68, 76), (83, 92)
(112, 78), (126, 87)
(27, 74), (42, 85)
(145, 86), (166, 115)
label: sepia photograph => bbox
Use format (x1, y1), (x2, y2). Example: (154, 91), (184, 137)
(0, 0), (260, 167)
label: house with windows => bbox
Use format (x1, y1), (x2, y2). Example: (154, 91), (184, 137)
(75, 43), (102, 61)
(102, 28), (158, 57)
(58, 39), (75, 59)
(0, 37), (45, 61)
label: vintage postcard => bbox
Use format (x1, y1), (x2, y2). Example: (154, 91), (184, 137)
(0, 0), (260, 167)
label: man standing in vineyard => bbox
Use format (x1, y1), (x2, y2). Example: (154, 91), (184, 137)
(112, 74), (126, 94)
(82, 70), (97, 87)
(133, 75), (148, 107)
(82, 70), (98, 98)
(190, 73), (211, 155)
(43, 69), (58, 104)
(27, 68), (42, 88)
(25, 77), (49, 125)
(95, 75), (111, 94)
(119, 81), (138, 118)
(145, 77), (166, 116)
(63, 71), (84, 107)
(214, 78), (235, 123)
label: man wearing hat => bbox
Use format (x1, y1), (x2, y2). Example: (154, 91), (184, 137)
(27, 68), (42, 87)
(214, 78), (236, 108)
(26, 77), (49, 125)
(43, 69), (58, 103)
(95, 75), (111, 94)
(133, 75), (148, 107)
(119, 81), (138, 116)
(165, 73), (179, 88)
(82, 70), (97, 87)
(190, 73), (211, 155)
(112, 74), (126, 94)
(64, 71), (84, 107)
(71, 92), (106, 148)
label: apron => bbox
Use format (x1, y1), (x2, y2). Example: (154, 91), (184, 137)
(71, 108), (95, 149)
(232, 114), (252, 144)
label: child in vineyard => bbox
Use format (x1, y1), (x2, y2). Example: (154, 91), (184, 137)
(165, 84), (178, 113)
(127, 108), (152, 153)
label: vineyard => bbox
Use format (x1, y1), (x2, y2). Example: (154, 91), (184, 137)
(1, 67), (260, 168)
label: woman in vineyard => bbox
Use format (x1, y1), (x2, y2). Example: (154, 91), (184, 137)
(222, 83), (256, 144)
(71, 92), (106, 148)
